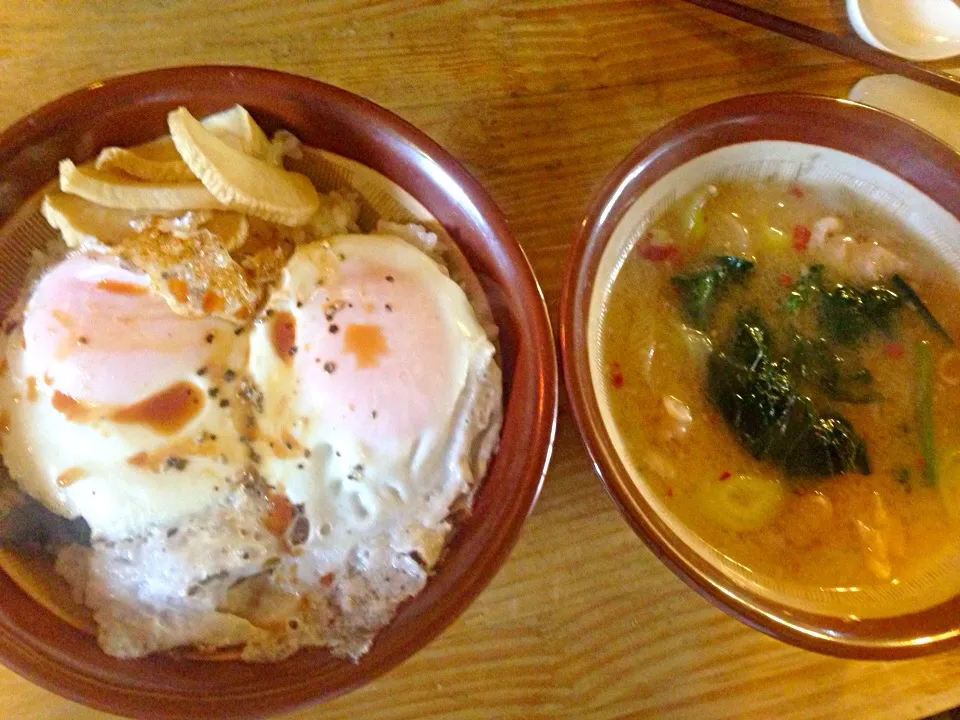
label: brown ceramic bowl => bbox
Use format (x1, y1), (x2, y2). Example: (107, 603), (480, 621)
(560, 93), (960, 660)
(0, 66), (557, 717)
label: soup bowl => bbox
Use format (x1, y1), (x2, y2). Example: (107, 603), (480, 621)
(560, 93), (960, 659)
(0, 66), (558, 717)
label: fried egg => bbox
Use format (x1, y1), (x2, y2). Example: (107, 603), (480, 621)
(0, 254), (249, 540)
(246, 235), (501, 572)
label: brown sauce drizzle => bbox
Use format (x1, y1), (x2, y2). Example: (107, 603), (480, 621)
(51, 309), (74, 328)
(56, 467), (87, 488)
(202, 290), (225, 313)
(52, 391), (91, 421)
(111, 382), (205, 435)
(53, 382), (205, 435)
(127, 436), (221, 471)
(167, 278), (189, 303)
(266, 431), (303, 459)
(263, 492), (296, 537)
(271, 311), (297, 364)
(343, 323), (388, 368)
(96, 279), (147, 295)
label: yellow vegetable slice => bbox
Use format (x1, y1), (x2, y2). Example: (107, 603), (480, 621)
(95, 139), (197, 182)
(95, 105), (273, 182)
(59, 159), (224, 212)
(42, 191), (249, 251)
(697, 473), (784, 532)
(168, 107), (319, 226)
(42, 191), (142, 248)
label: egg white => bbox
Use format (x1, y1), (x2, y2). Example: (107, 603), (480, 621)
(246, 234), (500, 572)
(0, 257), (250, 541)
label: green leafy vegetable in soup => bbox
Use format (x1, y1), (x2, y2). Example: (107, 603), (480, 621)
(706, 310), (870, 477)
(603, 180), (960, 588)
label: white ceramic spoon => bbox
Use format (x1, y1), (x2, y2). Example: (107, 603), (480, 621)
(847, 0), (960, 61)
(849, 71), (960, 150)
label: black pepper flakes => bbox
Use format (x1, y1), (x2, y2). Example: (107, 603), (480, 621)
(284, 440), (293, 450)
(208, 387), (220, 398)
(289, 515), (309, 545)
(205, 333), (215, 344)
(165, 456), (188, 471)
(385, 274), (395, 283)
(385, 303), (393, 312)
(234, 327), (244, 336)
(329, 324), (339, 334)
(219, 398), (230, 408)
(78, 336), (89, 345)
(323, 361), (337, 374)
(296, 300), (304, 309)
(223, 369), (236, 381)
(297, 463), (304, 470)
(167, 528), (178, 538)
(197, 366), (208, 376)
(371, 410), (378, 419)
(304, 449), (311, 458)
(288, 345), (298, 356)
(266, 309), (274, 317)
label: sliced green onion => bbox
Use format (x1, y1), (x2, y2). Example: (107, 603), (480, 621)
(681, 186), (715, 242)
(916, 341), (937, 486)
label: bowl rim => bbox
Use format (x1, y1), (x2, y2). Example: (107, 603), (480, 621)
(0, 65), (558, 717)
(560, 91), (960, 660)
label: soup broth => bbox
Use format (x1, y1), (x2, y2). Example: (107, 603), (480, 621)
(602, 180), (960, 591)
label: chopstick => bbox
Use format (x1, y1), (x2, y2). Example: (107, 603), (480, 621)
(677, 0), (960, 98)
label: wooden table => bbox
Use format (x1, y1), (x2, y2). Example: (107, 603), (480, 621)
(2, 1), (960, 718)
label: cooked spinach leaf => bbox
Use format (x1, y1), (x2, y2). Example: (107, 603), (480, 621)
(783, 265), (824, 313)
(818, 284), (901, 345)
(892, 275), (953, 345)
(707, 311), (871, 478)
(789, 336), (879, 404)
(671, 256), (754, 330)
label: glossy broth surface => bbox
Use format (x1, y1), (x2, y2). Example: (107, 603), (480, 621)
(602, 180), (960, 590)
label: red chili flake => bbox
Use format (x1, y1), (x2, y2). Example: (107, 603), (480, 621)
(611, 371), (624, 389)
(665, 486), (674, 498)
(789, 184), (805, 199)
(792, 224), (811, 252)
(778, 273), (792, 287)
(884, 342), (904, 359)
(918, 457), (926, 468)
(719, 471), (732, 481)
(639, 243), (679, 263)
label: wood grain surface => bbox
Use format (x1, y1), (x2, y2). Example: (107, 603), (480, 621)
(2, 1), (960, 718)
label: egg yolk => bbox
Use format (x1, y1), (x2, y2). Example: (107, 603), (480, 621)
(22, 255), (229, 406)
(294, 256), (464, 445)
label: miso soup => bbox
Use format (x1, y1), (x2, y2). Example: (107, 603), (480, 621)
(602, 180), (960, 590)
